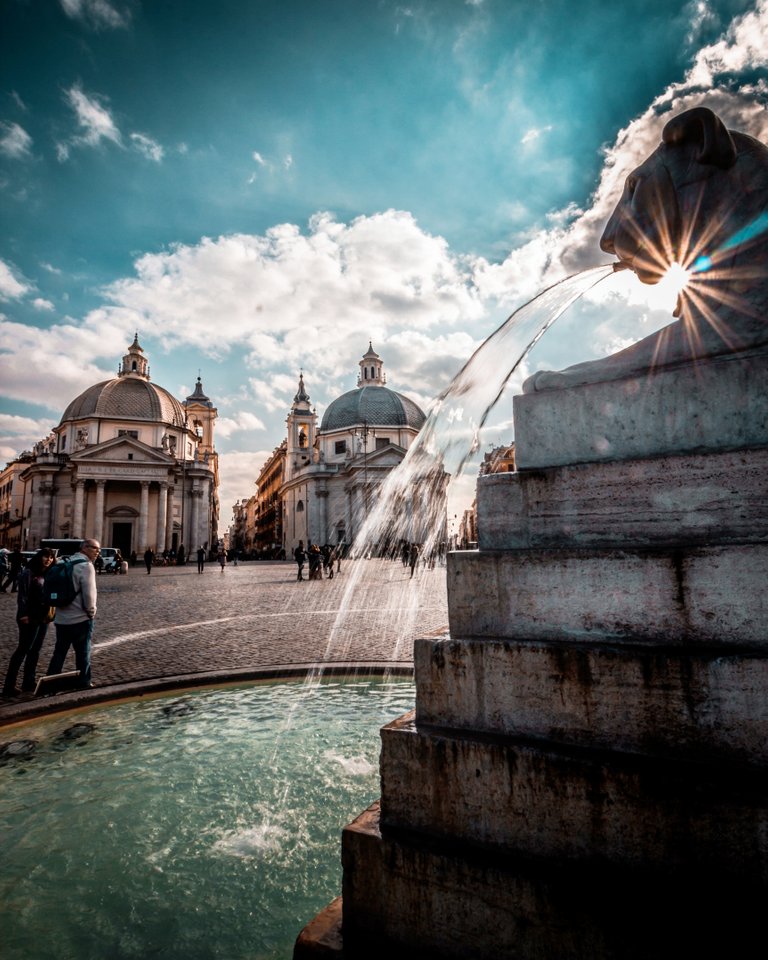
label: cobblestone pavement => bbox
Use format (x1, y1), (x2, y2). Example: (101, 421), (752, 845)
(0, 559), (448, 722)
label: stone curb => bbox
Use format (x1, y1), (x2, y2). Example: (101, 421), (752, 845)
(0, 660), (414, 728)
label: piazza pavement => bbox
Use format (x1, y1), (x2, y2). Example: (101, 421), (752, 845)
(0, 558), (448, 726)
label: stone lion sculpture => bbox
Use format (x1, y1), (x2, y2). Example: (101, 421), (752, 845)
(524, 106), (768, 392)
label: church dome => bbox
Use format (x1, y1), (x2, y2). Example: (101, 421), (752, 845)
(320, 385), (426, 432)
(59, 333), (187, 427)
(320, 343), (426, 432)
(60, 377), (187, 426)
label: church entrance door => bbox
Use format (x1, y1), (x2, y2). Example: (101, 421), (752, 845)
(112, 522), (133, 557)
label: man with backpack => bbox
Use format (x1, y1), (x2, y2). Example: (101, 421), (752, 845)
(44, 539), (100, 689)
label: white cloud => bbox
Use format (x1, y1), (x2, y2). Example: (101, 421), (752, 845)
(0, 413), (57, 459)
(32, 298), (55, 311)
(93, 211), (484, 389)
(59, 0), (130, 30)
(0, 260), (31, 301)
(252, 151), (266, 165)
(216, 411), (267, 438)
(0, 122), (32, 159)
(284, 153), (294, 170)
(63, 84), (122, 153)
(130, 132), (164, 162)
(521, 124), (553, 145)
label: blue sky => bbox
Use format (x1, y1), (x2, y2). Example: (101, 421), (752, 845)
(1, 0), (767, 517)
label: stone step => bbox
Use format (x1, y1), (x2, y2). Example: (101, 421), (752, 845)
(414, 636), (768, 765)
(379, 715), (768, 877)
(341, 802), (764, 960)
(477, 447), (768, 551)
(447, 542), (768, 647)
(513, 347), (768, 469)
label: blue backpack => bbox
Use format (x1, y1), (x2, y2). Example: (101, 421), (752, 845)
(43, 557), (87, 607)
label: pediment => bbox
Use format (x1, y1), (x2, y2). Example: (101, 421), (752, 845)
(69, 435), (174, 465)
(348, 444), (408, 469)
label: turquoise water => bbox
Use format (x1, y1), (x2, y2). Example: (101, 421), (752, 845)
(0, 678), (414, 960)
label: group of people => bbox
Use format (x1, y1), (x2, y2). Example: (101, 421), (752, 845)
(3, 539), (100, 697)
(293, 541), (341, 581)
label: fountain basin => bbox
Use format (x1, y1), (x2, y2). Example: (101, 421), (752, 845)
(0, 675), (414, 960)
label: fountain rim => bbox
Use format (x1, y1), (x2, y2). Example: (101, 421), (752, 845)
(0, 661), (414, 731)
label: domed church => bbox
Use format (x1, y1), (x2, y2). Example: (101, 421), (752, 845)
(280, 344), (432, 551)
(21, 335), (219, 556)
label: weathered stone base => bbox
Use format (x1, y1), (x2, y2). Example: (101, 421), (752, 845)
(339, 803), (764, 960)
(413, 636), (768, 763)
(477, 447), (768, 551)
(379, 713), (768, 874)
(513, 346), (768, 469)
(447, 544), (768, 646)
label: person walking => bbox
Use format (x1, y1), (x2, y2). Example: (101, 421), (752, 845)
(144, 547), (154, 574)
(2, 547), (24, 592)
(2, 547), (56, 696)
(196, 545), (206, 574)
(217, 547), (226, 571)
(294, 540), (307, 581)
(408, 542), (419, 579)
(45, 539), (100, 689)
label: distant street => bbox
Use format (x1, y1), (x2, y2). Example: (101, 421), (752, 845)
(0, 559), (448, 723)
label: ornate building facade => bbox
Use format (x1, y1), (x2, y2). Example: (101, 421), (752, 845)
(18, 336), (219, 555)
(279, 344), (433, 552)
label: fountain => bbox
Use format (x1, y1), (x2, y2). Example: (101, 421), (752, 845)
(296, 106), (768, 957)
(0, 677), (415, 960)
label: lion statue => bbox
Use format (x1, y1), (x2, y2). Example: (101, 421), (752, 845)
(524, 106), (768, 393)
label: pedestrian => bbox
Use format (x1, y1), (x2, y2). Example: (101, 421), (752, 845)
(408, 543), (419, 578)
(327, 545), (336, 580)
(294, 540), (306, 581)
(144, 547), (154, 574)
(2, 547), (24, 592)
(2, 548), (56, 696)
(0, 549), (9, 590)
(232, 550), (238, 567)
(45, 538), (100, 689)
(130, 550), (137, 567)
(336, 543), (343, 575)
(401, 541), (409, 568)
(218, 547), (226, 571)
(308, 544), (323, 580)
(196, 545), (206, 574)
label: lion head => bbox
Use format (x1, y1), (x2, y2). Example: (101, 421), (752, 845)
(524, 107), (768, 392)
(600, 106), (768, 286)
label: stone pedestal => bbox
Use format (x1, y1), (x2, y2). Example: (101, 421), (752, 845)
(295, 348), (768, 958)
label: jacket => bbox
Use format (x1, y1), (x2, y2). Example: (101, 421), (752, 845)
(53, 553), (98, 625)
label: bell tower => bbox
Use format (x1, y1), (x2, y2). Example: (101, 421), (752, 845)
(285, 372), (317, 481)
(119, 332), (150, 379)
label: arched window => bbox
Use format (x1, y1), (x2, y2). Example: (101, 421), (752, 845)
(364, 368), (368, 380)
(297, 500), (304, 513)
(298, 428), (307, 448)
(371, 366), (375, 378)
(132, 360), (137, 371)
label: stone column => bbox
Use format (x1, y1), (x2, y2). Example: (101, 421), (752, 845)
(39, 480), (54, 541)
(165, 483), (175, 548)
(190, 482), (200, 550)
(94, 480), (106, 544)
(316, 487), (329, 544)
(198, 478), (210, 548)
(138, 481), (149, 551)
(72, 480), (85, 539)
(156, 482), (168, 554)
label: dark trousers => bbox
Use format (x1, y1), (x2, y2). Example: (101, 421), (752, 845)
(47, 619), (94, 687)
(4, 621), (49, 692)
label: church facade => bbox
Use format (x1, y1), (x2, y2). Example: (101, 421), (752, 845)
(19, 336), (219, 556)
(280, 344), (434, 553)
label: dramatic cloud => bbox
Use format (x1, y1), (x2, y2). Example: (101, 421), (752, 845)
(59, 0), (131, 30)
(0, 260), (31, 300)
(130, 132), (164, 162)
(0, 121), (32, 159)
